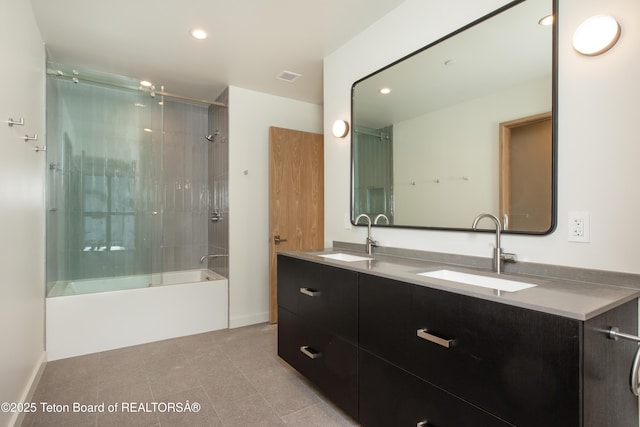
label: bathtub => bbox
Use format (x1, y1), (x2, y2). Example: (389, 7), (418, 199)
(46, 269), (228, 361)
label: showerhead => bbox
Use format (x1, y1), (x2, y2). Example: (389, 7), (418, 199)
(205, 131), (220, 142)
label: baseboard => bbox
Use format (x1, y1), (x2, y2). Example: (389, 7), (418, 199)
(10, 351), (46, 427)
(229, 311), (269, 329)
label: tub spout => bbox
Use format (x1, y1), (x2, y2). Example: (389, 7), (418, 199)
(200, 254), (229, 263)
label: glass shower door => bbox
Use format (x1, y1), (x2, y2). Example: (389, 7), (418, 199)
(45, 71), (164, 296)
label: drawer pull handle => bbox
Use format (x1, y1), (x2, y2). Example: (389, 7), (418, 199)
(417, 328), (456, 348)
(300, 346), (322, 359)
(300, 287), (321, 297)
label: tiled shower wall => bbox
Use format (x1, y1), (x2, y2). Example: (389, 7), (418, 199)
(207, 88), (229, 278)
(161, 99), (210, 272)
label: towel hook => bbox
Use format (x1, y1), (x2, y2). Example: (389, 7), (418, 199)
(8, 117), (25, 127)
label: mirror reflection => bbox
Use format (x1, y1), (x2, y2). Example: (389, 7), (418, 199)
(351, 0), (556, 234)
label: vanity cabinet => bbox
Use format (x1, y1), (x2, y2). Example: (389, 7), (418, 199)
(359, 273), (638, 427)
(359, 349), (512, 427)
(359, 273), (579, 426)
(277, 255), (358, 418)
(277, 254), (639, 426)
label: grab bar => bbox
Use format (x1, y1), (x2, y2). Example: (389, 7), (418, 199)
(608, 327), (640, 343)
(607, 327), (640, 396)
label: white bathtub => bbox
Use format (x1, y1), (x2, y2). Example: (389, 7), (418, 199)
(46, 269), (228, 361)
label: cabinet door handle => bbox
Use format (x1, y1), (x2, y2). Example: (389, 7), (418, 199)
(300, 346), (322, 359)
(417, 328), (456, 348)
(299, 287), (321, 297)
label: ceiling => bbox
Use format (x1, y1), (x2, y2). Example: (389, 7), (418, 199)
(29, 0), (405, 105)
(354, 0), (553, 128)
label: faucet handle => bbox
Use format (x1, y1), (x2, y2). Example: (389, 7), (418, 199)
(501, 252), (517, 263)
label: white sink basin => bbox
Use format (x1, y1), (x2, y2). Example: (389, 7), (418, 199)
(417, 269), (536, 292)
(318, 253), (373, 262)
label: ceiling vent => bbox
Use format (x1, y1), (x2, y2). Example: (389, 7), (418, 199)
(277, 70), (302, 83)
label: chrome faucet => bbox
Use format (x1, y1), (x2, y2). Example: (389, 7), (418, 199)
(355, 213), (377, 255)
(374, 213), (389, 225)
(200, 254), (229, 264)
(471, 213), (517, 274)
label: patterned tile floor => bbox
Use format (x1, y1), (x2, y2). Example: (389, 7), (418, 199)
(21, 323), (359, 427)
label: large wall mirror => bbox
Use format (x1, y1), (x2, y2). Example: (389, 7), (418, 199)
(351, 0), (557, 234)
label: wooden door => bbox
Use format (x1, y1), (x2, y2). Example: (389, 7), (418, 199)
(499, 113), (552, 232)
(269, 127), (324, 323)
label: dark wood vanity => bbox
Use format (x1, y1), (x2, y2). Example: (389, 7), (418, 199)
(277, 253), (639, 427)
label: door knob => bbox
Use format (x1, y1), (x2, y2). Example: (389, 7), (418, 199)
(274, 235), (288, 245)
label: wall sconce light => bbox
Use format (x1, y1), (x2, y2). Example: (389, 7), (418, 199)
(573, 15), (621, 56)
(332, 120), (350, 138)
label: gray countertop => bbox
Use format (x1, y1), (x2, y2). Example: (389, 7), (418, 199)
(281, 248), (640, 321)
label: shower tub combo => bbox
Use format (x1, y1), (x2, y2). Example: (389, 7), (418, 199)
(45, 64), (230, 361)
(46, 269), (228, 361)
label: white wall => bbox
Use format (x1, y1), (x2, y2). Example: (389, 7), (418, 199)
(0, 0), (47, 425)
(228, 86), (322, 328)
(394, 77), (550, 226)
(324, 0), (640, 274)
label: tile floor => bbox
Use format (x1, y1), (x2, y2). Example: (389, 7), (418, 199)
(22, 323), (360, 427)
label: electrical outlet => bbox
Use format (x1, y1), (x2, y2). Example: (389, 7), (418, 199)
(568, 211), (590, 242)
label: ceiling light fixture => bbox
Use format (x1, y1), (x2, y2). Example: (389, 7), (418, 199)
(191, 29), (208, 40)
(573, 15), (621, 56)
(140, 80), (153, 87)
(379, 88), (391, 95)
(538, 14), (554, 26)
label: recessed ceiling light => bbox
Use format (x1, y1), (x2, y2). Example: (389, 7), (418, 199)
(191, 29), (207, 40)
(538, 14), (554, 26)
(140, 80), (153, 87)
(379, 88), (391, 95)
(143, 128), (153, 133)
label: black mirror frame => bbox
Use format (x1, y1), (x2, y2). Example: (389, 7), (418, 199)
(350, 0), (558, 236)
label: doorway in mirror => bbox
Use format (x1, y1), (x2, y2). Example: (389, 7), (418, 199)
(499, 112), (552, 232)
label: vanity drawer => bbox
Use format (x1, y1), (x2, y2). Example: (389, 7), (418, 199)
(277, 255), (358, 341)
(359, 349), (513, 427)
(359, 273), (581, 427)
(278, 307), (358, 419)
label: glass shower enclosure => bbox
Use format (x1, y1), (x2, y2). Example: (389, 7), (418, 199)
(46, 65), (165, 296)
